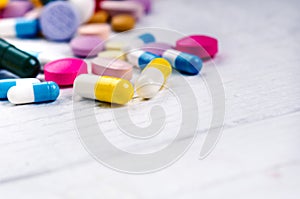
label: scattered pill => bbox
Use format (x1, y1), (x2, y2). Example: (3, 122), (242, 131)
(135, 58), (172, 99)
(101, 0), (144, 20)
(1, 1), (33, 18)
(74, 74), (134, 105)
(98, 50), (126, 60)
(162, 49), (202, 75)
(78, 23), (111, 40)
(44, 58), (88, 86)
(7, 81), (60, 104)
(0, 18), (39, 38)
(92, 57), (133, 80)
(122, 33), (156, 52)
(126, 50), (159, 69)
(105, 41), (126, 51)
(176, 35), (218, 59)
(111, 14), (135, 32)
(0, 0), (8, 9)
(70, 35), (104, 58)
(0, 38), (40, 78)
(24, 7), (42, 19)
(0, 78), (40, 99)
(88, 10), (109, 23)
(141, 42), (173, 56)
(69, 0), (95, 24)
(40, 1), (80, 41)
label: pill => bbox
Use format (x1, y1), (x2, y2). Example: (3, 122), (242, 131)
(101, 0), (144, 20)
(74, 74), (134, 105)
(69, 0), (95, 24)
(176, 35), (218, 59)
(44, 58), (88, 86)
(0, 17), (39, 38)
(141, 42), (173, 56)
(111, 14), (135, 32)
(70, 35), (104, 58)
(0, 38), (40, 78)
(0, 78), (40, 99)
(7, 81), (60, 104)
(135, 58), (172, 99)
(126, 50), (159, 69)
(40, 1), (80, 41)
(162, 49), (202, 75)
(129, 0), (151, 14)
(0, 0), (8, 9)
(88, 10), (109, 24)
(98, 50), (126, 60)
(78, 23), (111, 40)
(91, 57), (133, 80)
(24, 7), (42, 19)
(122, 33), (156, 52)
(30, 0), (43, 7)
(105, 41), (126, 51)
(1, 1), (33, 18)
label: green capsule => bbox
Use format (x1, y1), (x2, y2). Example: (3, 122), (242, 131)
(0, 38), (40, 78)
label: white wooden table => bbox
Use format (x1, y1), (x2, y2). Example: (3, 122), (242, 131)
(1, 0), (300, 198)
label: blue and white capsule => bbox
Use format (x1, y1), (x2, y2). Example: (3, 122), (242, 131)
(0, 78), (40, 99)
(122, 33), (156, 52)
(126, 50), (159, 70)
(162, 49), (203, 75)
(0, 18), (39, 38)
(7, 81), (60, 104)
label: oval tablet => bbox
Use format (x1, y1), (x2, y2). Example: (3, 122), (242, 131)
(1, 1), (33, 18)
(91, 57), (133, 80)
(78, 23), (111, 40)
(44, 58), (88, 86)
(88, 10), (109, 23)
(111, 14), (135, 32)
(98, 50), (126, 60)
(141, 42), (173, 56)
(105, 41), (126, 51)
(70, 35), (104, 58)
(40, 1), (80, 41)
(176, 35), (218, 59)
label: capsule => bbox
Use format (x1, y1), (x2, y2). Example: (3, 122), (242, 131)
(7, 81), (60, 104)
(135, 58), (172, 99)
(0, 38), (41, 78)
(162, 49), (202, 75)
(0, 78), (40, 99)
(126, 50), (159, 69)
(74, 74), (134, 105)
(122, 33), (155, 52)
(0, 18), (39, 38)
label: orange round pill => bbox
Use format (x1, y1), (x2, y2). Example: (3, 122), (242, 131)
(88, 10), (109, 24)
(111, 14), (135, 32)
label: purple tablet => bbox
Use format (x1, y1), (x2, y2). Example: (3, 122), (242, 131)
(40, 1), (80, 41)
(141, 42), (173, 56)
(70, 35), (104, 58)
(1, 1), (33, 18)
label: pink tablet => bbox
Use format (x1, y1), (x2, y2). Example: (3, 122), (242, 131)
(44, 58), (88, 86)
(176, 35), (218, 59)
(91, 57), (133, 80)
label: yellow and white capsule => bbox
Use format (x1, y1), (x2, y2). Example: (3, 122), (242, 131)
(135, 58), (172, 99)
(74, 74), (134, 105)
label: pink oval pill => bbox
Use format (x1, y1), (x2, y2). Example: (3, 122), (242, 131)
(78, 23), (111, 40)
(176, 35), (218, 59)
(44, 58), (88, 86)
(70, 35), (104, 58)
(91, 57), (133, 80)
(1, 1), (33, 18)
(141, 42), (173, 56)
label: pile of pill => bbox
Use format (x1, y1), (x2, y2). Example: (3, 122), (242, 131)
(0, 0), (219, 106)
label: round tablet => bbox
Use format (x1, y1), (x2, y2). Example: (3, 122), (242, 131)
(1, 1), (33, 18)
(105, 41), (126, 51)
(40, 1), (80, 41)
(176, 35), (218, 59)
(78, 23), (111, 40)
(44, 58), (88, 86)
(70, 35), (104, 58)
(98, 50), (126, 60)
(91, 57), (133, 80)
(69, 0), (95, 24)
(111, 14), (135, 32)
(141, 42), (173, 56)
